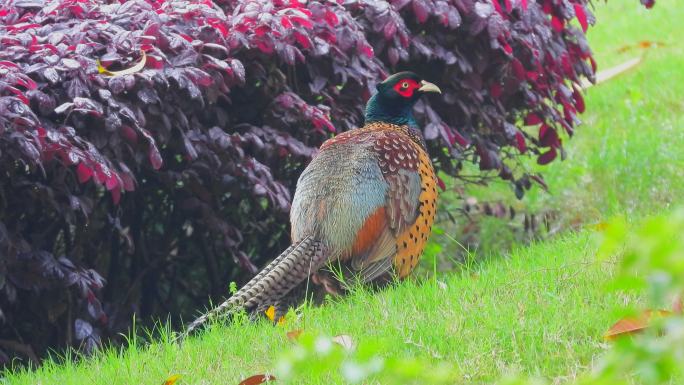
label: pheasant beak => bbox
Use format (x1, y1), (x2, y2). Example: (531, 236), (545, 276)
(418, 80), (441, 94)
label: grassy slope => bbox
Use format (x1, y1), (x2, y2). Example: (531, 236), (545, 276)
(4, 2), (684, 384)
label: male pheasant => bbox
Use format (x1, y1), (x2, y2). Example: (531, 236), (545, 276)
(185, 72), (440, 335)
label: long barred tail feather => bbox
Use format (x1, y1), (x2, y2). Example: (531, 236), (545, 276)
(180, 236), (327, 339)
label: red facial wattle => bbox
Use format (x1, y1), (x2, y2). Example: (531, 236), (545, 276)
(392, 79), (420, 98)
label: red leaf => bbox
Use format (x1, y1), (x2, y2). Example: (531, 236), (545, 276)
(94, 167), (107, 184)
(255, 25), (270, 37)
(539, 126), (560, 148)
(538, 123), (548, 140)
(573, 4), (588, 33)
(293, 31), (311, 49)
(7, 87), (29, 105)
(255, 40), (274, 54)
(120, 125), (138, 144)
(521, 0), (527, 10)
(106, 174), (119, 190)
(238, 374), (276, 385)
(76, 163), (93, 184)
(490, 83), (502, 98)
(515, 131), (527, 153)
(120, 172), (136, 191)
(281, 16), (292, 29)
(8, 23), (41, 32)
(324, 10), (339, 27)
(179, 33), (193, 42)
(537, 148), (557, 165)
(291, 16), (313, 29)
(573, 86), (585, 113)
(207, 18), (229, 37)
(149, 147), (163, 170)
(560, 54), (572, 76)
(0, 61), (19, 68)
(383, 22), (397, 40)
(491, 0), (502, 14)
(551, 16), (564, 32)
(111, 187), (121, 205)
(511, 59), (525, 80)
(413, 0), (429, 23)
(437, 176), (446, 192)
(524, 113), (542, 126)
(359, 43), (374, 58)
(69, 5), (84, 17)
(16, 77), (37, 90)
(563, 105), (576, 124)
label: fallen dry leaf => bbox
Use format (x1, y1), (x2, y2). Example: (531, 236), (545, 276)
(238, 374), (276, 385)
(264, 306), (275, 321)
(162, 374), (181, 385)
(589, 222), (609, 232)
(617, 40), (666, 53)
(97, 50), (147, 77)
(264, 305), (286, 325)
(332, 334), (354, 350)
(286, 329), (303, 341)
(604, 309), (673, 340)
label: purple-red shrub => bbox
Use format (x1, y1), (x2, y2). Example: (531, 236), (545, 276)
(0, 0), (652, 363)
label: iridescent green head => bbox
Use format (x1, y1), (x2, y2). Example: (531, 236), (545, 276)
(364, 72), (441, 127)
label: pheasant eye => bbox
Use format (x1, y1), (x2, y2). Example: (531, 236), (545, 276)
(392, 78), (417, 97)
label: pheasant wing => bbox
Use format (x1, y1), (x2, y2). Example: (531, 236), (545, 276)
(352, 129), (434, 281)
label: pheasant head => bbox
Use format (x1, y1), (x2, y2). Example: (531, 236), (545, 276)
(364, 71), (441, 127)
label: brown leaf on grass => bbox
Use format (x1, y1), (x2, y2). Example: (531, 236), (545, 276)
(589, 222), (609, 232)
(617, 40), (666, 53)
(97, 50), (147, 77)
(238, 374), (276, 385)
(332, 334), (354, 350)
(604, 309), (673, 340)
(286, 329), (303, 341)
(162, 374), (181, 385)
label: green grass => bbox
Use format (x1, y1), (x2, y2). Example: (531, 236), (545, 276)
(5, 233), (627, 384)
(4, 2), (684, 384)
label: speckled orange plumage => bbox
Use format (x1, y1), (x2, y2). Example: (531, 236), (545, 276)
(322, 121), (438, 279)
(394, 147), (437, 277)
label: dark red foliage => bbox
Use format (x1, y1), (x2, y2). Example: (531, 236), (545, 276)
(641, 0), (655, 9)
(0, 0), (652, 364)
